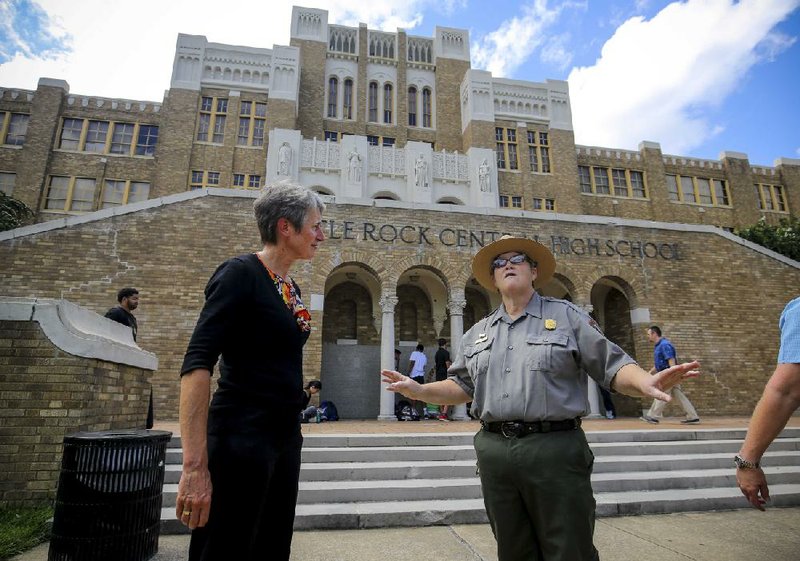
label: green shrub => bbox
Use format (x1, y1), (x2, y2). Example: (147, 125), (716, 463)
(0, 191), (35, 233)
(735, 216), (800, 261)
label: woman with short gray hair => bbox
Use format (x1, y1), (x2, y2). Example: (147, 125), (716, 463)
(177, 181), (326, 561)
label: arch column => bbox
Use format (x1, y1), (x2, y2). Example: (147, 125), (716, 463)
(378, 293), (399, 420)
(448, 291), (469, 421)
(580, 302), (602, 418)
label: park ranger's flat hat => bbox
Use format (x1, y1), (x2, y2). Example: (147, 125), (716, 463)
(472, 235), (556, 291)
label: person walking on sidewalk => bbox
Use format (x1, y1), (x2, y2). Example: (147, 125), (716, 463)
(736, 296), (800, 510)
(640, 325), (700, 425)
(381, 235), (700, 561)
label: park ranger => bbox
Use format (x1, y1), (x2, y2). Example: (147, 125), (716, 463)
(381, 234), (700, 561)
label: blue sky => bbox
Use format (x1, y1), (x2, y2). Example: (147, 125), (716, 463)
(1, 0), (798, 166)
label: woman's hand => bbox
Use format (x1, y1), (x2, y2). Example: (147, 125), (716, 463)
(176, 465), (213, 529)
(381, 369), (423, 399)
(644, 360), (701, 401)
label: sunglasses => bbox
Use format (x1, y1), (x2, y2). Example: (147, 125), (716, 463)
(491, 254), (534, 270)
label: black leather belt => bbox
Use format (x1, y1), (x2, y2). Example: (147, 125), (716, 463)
(481, 418), (581, 438)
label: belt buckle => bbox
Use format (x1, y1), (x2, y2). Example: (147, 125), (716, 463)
(500, 422), (520, 438)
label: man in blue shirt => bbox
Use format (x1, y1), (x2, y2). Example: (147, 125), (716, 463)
(737, 296), (800, 510)
(640, 325), (700, 424)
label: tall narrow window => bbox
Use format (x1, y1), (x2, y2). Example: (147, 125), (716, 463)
(198, 96), (227, 143)
(5, 113), (30, 146)
(328, 77), (338, 118)
(368, 82), (378, 122)
(422, 88), (432, 127)
(343, 79), (353, 120)
(408, 86), (417, 126)
(383, 83), (393, 123)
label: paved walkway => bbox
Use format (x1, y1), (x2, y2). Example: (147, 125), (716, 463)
(14, 508), (800, 561)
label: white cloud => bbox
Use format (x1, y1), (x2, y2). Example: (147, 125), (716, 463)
(568, 0), (800, 154)
(471, 0), (583, 77)
(0, 0), (442, 101)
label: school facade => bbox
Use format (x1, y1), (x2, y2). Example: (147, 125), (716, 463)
(1, 6), (798, 421)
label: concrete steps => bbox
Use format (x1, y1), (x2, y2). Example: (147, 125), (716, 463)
(159, 426), (800, 533)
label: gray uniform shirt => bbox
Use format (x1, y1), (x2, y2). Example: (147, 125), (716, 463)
(448, 292), (636, 422)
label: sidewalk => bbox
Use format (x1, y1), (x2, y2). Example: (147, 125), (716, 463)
(13, 508), (800, 561)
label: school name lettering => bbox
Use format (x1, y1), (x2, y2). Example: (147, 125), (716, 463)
(322, 220), (681, 260)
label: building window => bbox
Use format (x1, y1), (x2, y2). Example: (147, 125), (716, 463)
(579, 165), (648, 198)
(408, 86), (417, 126)
(368, 82), (378, 122)
(594, 168), (610, 194)
(237, 101), (266, 147)
(248, 175), (262, 188)
(232, 173), (261, 189)
(666, 174), (730, 206)
(85, 120), (109, 153)
(0, 172), (15, 195)
(511, 196), (522, 208)
(532, 197), (556, 211)
(422, 88), (432, 128)
(495, 127), (518, 170)
(383, 83), (393, 124)
(58, 119), (158, 156)
(527, 131), (551, 173)
(110, 123), (135, 154)
(630, 170), (646, 198)
(189, 170), (221, 190)
(59, 118), (84, 150)
(328, 77), (338, 118)
(44, 176), (97, 212)
(756, 183), (787, 212)
(499, 195), (509, 207)
(324, 130), (342, 142)
(101, 179), (150, 208)
(198, 96), (228, 143)
(578, 166), (592, 193)
(135, 125), (159, 156)
(233, 173), (245, 187)
(2, 113), (30, 146)
(367, 135), (395, 146)
(343, 79), (353, 120)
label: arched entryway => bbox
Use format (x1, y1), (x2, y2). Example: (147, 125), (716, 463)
(320, 263), (382, 419)
(590, 276), (642, 417)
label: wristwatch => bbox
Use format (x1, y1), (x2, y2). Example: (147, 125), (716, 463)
(734, 454), (760, 469)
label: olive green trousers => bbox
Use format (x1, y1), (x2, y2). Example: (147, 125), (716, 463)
(474, 428), (599, 561)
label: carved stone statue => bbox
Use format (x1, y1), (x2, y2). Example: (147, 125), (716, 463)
(348, 150), (362, 183)
(479, 159), (491, 192)
(414, 154), (428, 189)
(278, 142), (292, 176)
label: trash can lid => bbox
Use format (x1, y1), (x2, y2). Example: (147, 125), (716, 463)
(65, 429), (173, 441)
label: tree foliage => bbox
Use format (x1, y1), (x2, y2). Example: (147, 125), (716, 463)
(0, 191), (35, 232)
(735, 215), (800, 262)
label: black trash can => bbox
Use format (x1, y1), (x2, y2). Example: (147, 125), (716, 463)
(48, 429), (172, 561)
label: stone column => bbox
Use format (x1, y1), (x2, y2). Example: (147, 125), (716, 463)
(448, 291), (469, 421)
(378, 293), (399, 420)
(581, 302), (602, 418)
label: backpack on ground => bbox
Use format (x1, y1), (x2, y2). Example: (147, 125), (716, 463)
(395, 399), (419, 421)
(318, 400), (339, 421)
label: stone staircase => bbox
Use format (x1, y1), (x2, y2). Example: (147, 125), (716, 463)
(159, 427), (800, 533)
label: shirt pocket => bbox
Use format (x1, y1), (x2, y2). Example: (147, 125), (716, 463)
(526, 333), (571, 372)
(464, 336), (494, 379)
